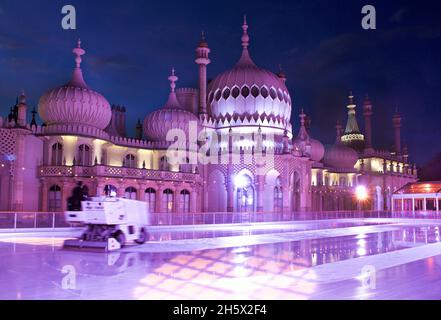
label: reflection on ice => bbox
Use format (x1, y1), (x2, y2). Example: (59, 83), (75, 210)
(1, 223), (441, 299)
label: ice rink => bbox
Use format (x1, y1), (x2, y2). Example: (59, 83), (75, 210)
(2, 219), (441, 300)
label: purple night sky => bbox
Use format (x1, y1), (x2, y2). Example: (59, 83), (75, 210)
(0, 0), (440, 167)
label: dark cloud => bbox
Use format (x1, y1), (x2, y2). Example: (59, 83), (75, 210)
(87, 55), (138, 69)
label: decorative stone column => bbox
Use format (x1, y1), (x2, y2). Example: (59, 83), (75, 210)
(256, 174), (264, 212)
(226, 165), (234, 212)
(190, 184), (198, 213)
(174, 187), (181, 214)
(41, 179), (48, 212)
(117, 185), (126, 198)
(156, 184), (163, 213)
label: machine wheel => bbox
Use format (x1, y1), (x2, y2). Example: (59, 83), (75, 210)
(114, 231), (126, 248)
(135, 228), (149, 244)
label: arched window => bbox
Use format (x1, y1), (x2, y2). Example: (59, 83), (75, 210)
(48, 185), (61, 211)
(162, 189), (174, 213)
(51, 143), (63, 166)
(125, 187), (137, 200)
(317, 171), (323, 186)
(251, 86), (260, 98)
(232, 86), (240, 98)
(241, 86), (250, 98)
(222, 88), (230, 100)
(145, 188), (156, 213)
(77, 144), (91, 166)
(339, 176), (347, 187)
(274, 177), (283, 212)
(125, 154), (136, 168)
(180, 190), (190, 213)
(104, 185), (117, 197)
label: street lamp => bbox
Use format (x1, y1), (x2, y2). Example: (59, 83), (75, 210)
(355, 185), (368, 214)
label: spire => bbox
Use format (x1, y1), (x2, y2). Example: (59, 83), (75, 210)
(277, 64), (287, 82)
(236, 15), (255, 67)
(344, 92), (361, 133)
(195, 32), (211, 116)
(363, 93), (373, 150)
(392, 107), (402, 155)
(163, 68), (181, 109)
(241, 15), (249, 49)
(198, 30), (208, 48)
(18, 90), (26, 104)
(30, 107), (38, 129)
(68, 39), (88, 88)
(296, 108), (310, 141)
(341, 92), (365, 151)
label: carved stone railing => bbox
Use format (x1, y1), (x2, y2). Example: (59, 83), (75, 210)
(39, 165), (201, 183)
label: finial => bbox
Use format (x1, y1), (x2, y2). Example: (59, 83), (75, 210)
(168, 68), (178, 93)
(348, 91), (354, 104)
(299, 108), (306, 126)
(198, 30), (208, 48)
(18, 90), (26, 104)
(241, 15), (249, 49)
(72, 38), (86, 68)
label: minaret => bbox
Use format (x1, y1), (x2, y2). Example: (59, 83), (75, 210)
(195, 31), (211, 117)
(341, 92), (365, 151)
(362, 94), (373, 151)
(392, 108), (402, 155)
(16, 90), (27, 127)
(135, 119), (143, 140)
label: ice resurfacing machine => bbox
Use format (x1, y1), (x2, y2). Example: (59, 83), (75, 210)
(64, 197), (150, 251)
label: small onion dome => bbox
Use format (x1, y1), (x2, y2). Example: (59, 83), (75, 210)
(293, 110), (324, 162)
(323, 123), (358, 169)
(207, 17), (291, 130)
(38, 40), (111, 131)
(143, 69), (199, 142)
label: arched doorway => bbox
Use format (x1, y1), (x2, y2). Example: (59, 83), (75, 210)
(274, 177), (283, 212)
(48, 185), (62, 211)
(125, 187), (137, 200)
(77, 144), (91, 166)
(180, 190), (190, 213)
(124, 154), (136, 168)
(51, 143), (63, 166)
(162, 189), (174, 213)
(145, 187), (156, 213)
(235, 174), (254, 212)
(104, 185), (117, 197)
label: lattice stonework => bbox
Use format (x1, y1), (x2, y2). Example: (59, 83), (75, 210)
(0, 129), (17, 157)
(0, 129), (17, 176)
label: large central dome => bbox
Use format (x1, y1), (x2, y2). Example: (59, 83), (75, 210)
(207, 18), (292, 134)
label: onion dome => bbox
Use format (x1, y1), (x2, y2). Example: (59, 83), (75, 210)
(207, 17), (292, 133)
(323, 122), (358, 170)
(38, 40), (112, 133)
(144, 69), (199, 142)
(293, 110), (324, 162)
